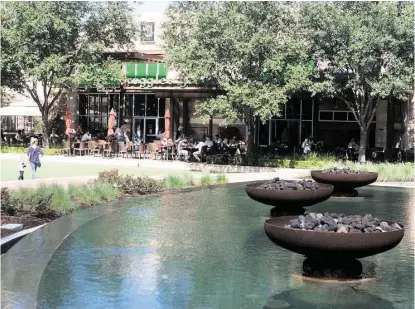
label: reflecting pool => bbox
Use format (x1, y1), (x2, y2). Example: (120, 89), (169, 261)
(37, 186), (414, 309)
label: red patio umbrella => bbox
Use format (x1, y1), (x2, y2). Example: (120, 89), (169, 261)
(65, 108), (72, 137)
(107, 108), (117, 137)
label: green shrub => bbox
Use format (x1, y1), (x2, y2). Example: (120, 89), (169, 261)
(95, 169), (163, 195)
(200, 174), (212, 186)
(215, 174), (228, 184)
(0, 146), (63, 155)
(1, 188), (18, 216)
(331, 161), (414, 182)
(12, 187), (36, 211)
(31, 194), (55, 218)
(90, 183), (120, 201)
(165, 175), (188, 189)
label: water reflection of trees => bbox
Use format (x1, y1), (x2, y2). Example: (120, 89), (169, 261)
(154, 188), (299, 308)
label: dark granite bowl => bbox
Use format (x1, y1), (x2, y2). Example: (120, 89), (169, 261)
(311, 171), (378, 190)
(245, 182), (333, 208)
(264, 216), (404, 259)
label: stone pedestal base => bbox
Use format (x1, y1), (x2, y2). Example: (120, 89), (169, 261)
(331, 189), (358, 198)
(302, 257), (363, 280)
(270, 207), (306, 218)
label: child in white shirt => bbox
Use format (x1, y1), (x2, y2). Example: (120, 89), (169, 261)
(18, 156), (26, 180)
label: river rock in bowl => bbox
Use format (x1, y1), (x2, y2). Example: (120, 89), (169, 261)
(322, 167), (369, 175)
(284, 212), (403, 233)
(258, 178), (321, 191)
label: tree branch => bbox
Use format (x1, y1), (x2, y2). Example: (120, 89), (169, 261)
(23, 82), (42, 112)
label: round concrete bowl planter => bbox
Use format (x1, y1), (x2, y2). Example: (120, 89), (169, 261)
(245, 182), (334, 209)
(310, 171), (378, 191)
(264, 216), (404, 259)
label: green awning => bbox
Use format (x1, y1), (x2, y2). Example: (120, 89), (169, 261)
(125, 63), (168, 79)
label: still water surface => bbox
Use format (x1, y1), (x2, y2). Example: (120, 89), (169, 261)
(37, 186), (414, 309)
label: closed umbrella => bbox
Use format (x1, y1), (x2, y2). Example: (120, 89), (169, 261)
(65, 108), (72, 137)
(164, 108), (171, 140)
(108, 108), (116, 137)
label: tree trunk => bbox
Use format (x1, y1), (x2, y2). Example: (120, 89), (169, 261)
(246, 117), (255, 155)
(358, 126), (368, 163)
(42, 115), (50, 148)
(386, 97), (394, 150)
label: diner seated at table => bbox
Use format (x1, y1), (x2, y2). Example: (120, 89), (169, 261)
(177, 139), (190, 162)
(81, 131), (92, 142)
(193, 140), (205, 162)
(15, 130), (24, 143)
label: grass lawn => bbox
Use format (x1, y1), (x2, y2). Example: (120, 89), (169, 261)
(0, 158), (200, 182)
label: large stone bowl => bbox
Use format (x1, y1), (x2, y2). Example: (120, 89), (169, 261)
(264, 216), (404, 259)
(311, 171), (378, 191)
(245, 182), (334, 208)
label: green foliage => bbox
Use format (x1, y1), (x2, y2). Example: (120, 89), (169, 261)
(165, 175), (189, 189)
(162, 2), (322, 152)
(199, 174), (213, 186)
(1, 1), (138, 147)
(1, 188), (18, 216)
(301, 2), (414, 161)
(0, 146), (63, 155)
(215, 174), (228, 185)
(324, 162), (414, 182)
(33, 118), (44, 134)
(95, 169), (164, 195)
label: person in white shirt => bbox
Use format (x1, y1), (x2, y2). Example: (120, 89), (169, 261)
(193, 140), (206, 162)
(205, 136), (213, 148)
(81, 131), (92, 142)
(18, 156), (26, 180)
(177, 139), (189, 162)
(302, 138), (311, 155)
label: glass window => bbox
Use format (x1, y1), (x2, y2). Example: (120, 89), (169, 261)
(258, 121), (269, 145)
(320, 111), (333, 121)
(134, 94), (145, 116)
(301, 121), (313, 140)
(146, 95), (158, 116)
(286, 98), (301, 119)
(79, 94), (87, 115)
(109, 94), (119, 113)
(334, 112), (347, 121)
(347, 112), (355, 121)
(301, 98), (313, 120)
(125, 94), (134, 116)
(159, 98), (166, 117)
(158, 118), (165, 135)
(100, 95), (108, 115)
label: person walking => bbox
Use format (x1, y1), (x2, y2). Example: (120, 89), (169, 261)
(27, 138), (43, 179)
(17, 156), (26, 180)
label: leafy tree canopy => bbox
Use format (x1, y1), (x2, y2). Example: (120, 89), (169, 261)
(301, 1), (414, 160)
(162, 1), (323, 150)
(1, 1), (138, 146)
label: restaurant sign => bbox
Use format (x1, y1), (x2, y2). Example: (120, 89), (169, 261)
(126, 78), (192, 88)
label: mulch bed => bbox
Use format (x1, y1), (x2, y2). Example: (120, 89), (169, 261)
(1, 213), (58, 238)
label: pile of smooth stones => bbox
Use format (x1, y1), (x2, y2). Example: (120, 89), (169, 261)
(258, 178), (320, 191)
(285, 212), (403, 233)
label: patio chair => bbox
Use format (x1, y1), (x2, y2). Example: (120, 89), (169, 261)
(88, 141), (100, 156)
(134, 143), (149, 159)
(63, 140), (71, 156)
(117, 142), (127, 158)
(74, 141), (86, 156)
(126, 142), (134, 158)
(148, 143), (160, 160)
(103, 142), (114, 158)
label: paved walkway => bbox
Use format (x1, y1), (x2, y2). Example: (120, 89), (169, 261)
(1, 153), (413, 190)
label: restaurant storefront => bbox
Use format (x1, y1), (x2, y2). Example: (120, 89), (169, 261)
(75, 62), (219, 142)
(74, 61), (411, 150)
